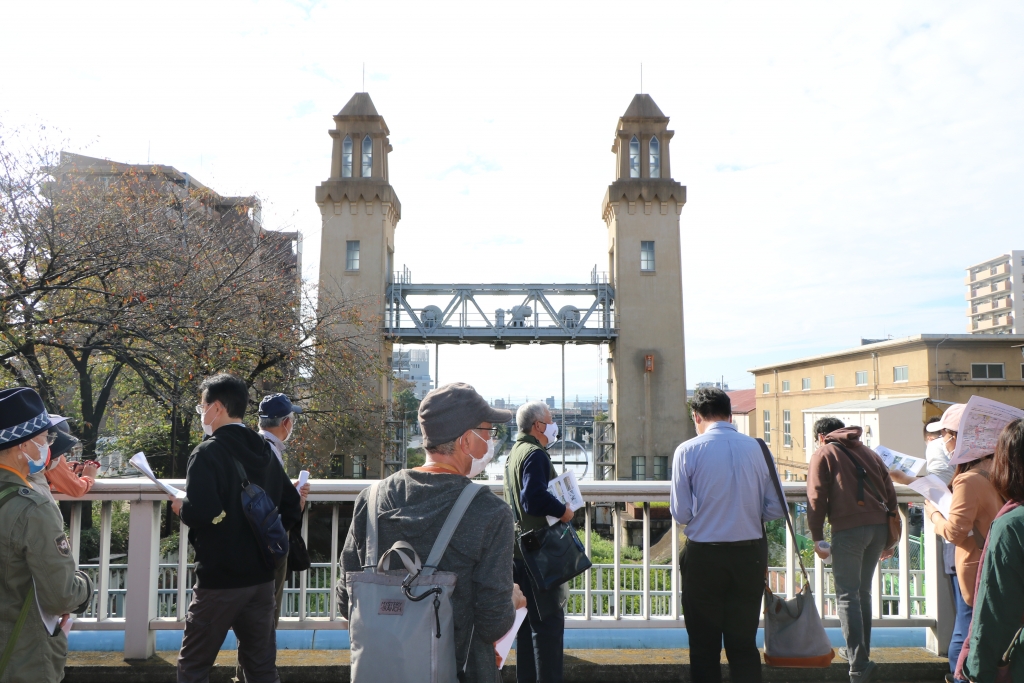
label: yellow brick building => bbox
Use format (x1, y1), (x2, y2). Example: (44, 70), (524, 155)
(749, 335), (1024, 480)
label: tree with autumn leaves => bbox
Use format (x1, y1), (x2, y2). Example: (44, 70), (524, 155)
(0, 124), (385, 477)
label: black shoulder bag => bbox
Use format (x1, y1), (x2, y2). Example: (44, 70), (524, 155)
(228, 454), (290, 569)
(506, 454), (591, 593)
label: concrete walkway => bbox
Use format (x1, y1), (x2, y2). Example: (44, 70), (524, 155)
(64, 648), (950, 682)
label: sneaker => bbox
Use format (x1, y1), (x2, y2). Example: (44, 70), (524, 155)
(850, 661), (877, 683)
(837, 647), (848, 661)
(945, 675), (955, 683)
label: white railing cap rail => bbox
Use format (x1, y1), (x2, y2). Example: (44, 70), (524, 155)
(57, 478), (924, 504)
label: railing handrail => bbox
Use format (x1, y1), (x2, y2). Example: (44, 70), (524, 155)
(56, 478), (927, 504)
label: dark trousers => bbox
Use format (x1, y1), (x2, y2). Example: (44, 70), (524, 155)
(513, 559), (565, 683)
(831, 524), (887, 675)
(237, 559), (289, 682)
(681, 541), (766, 683)
(949, 573), (973, 683)
(177, 581), (280, 683)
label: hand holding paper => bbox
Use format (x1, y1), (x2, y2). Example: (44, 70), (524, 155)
(545, 471), (584, 526)
(494, 606), (528, 669)
(296, 469), (309, 491)
(129, 452), (185, 500)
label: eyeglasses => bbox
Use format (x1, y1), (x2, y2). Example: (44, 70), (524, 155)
(194, 403), (206, 416)
(44, 430), (59, 445)
(475, 426), (503, 438)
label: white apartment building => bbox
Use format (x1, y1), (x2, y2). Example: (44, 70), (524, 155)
(967, 251), (1023, 335)
(392, 348), (433, 398)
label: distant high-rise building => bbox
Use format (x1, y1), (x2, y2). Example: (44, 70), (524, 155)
(966, 251), (1022, 334)
(544, 396), (556, 409)
(392, 348), (432, 399)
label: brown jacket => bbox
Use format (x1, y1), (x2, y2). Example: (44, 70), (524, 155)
(931, 457), (1003, 606)
(806, 427), (898, 542)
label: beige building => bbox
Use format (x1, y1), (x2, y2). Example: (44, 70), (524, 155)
(602, 94), (692, 480)
(750, 334), (1024, 480)
(967, 251), (1023, 334)
(316, 93), (401, 478)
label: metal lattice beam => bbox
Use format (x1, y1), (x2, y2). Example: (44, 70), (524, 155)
(385, 266), (617, 345)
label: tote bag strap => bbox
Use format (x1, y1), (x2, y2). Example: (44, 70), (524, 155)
(756, 438), (810, 585)
(363, 481), (383, 572)
(422, 483), (485, 576)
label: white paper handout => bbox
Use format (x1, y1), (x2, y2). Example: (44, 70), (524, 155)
(874, 446), (927, 477)
(494, 606), (528, 669)
(296, 470), (309, 491)
(34, 578), (73, 636)
(545, 470), (585, 526)
(908, 474), (953, 519)
(950, 396), (1024, 467)
(129, 452), (186, 499)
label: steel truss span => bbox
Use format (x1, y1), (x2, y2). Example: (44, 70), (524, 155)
(385, 266), (617, 345)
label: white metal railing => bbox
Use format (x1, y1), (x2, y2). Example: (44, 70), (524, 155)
(55, 480), (951, 659)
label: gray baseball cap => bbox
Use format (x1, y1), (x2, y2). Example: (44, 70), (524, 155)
(418, 383), (512, 448)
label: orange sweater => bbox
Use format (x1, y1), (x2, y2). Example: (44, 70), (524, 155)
(44, 455), (94, 497)
(931, 458), (1003, 606)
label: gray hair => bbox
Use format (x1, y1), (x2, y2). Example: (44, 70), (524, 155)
(516, 401), (550, 434)
(426, 439), (457, 456)
(259, 413), (292, 430)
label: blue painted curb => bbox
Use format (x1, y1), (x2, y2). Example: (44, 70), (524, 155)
(69, 627), (926, 652)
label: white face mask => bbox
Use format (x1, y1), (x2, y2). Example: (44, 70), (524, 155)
(25, 439), (49, 474)
(542, 421), (559, 446)
(467, 430), (496, 478)
(941, 435), (954, 455)
(201, 405), (214, 436)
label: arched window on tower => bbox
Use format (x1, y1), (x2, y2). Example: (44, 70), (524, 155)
(649, 136), (660, 179)
(361, 135), (373, 177)
(341, 136), (353, 178)
(629, 136), (641, 178)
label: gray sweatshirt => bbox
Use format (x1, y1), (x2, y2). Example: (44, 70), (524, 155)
(337, 470), (516, 683)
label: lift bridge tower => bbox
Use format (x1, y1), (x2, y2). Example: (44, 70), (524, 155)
(317, 92), (691, 479)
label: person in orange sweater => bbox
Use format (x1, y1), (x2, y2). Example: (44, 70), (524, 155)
(924, 406), (1004, 683)
(44, 423), (96, 498)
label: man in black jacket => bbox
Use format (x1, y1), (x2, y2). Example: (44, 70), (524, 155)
(170, 374), (302, 683)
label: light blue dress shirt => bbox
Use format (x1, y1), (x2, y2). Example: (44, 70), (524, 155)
(670, 421), (786, 542)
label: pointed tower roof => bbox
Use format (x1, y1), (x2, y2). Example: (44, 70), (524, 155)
(337, 92), (379, 118)
(622, 94), (667, 120)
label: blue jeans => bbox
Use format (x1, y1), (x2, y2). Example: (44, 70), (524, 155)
(949, 573), (973, 683)
(831, 524), (888, 675)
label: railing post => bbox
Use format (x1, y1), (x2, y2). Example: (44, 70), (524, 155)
(785, 505), (796, 598)
(330, 504), (339, 621)
(924, 514), (953, 656)
(898, 504), (910, 618)
(97, 501), (112, 620)
(177, 517), (189, 621)
(642, 502), (650, 619)
(584, 502), (592, 619)
(69, 502), (82, 565)
(612, 504), (621, 620)
(124, 500), (160, 660)
(670, 517), (679, 620)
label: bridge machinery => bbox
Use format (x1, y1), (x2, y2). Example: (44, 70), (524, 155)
(317, 93), (691, 480)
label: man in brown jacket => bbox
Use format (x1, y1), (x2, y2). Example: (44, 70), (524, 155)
(807, 418), (898, 683)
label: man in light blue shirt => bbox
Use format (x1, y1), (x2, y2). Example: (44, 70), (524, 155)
(670, 387), (786, 683)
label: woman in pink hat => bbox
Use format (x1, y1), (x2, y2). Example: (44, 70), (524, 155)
(923, 403), (1004, 683)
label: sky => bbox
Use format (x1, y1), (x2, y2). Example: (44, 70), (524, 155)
(2, 1), (1022, 402)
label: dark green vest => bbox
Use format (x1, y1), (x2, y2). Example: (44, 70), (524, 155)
(503, 433), (557, 545)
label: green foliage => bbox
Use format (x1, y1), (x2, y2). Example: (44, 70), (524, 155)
(579, 530), (642, 565)
(406, 447), (425, 468)
(78, 501), (131, 562)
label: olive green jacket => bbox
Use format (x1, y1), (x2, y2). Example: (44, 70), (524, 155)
(0, 467), (93, 683)
(503, 433), (557, 545)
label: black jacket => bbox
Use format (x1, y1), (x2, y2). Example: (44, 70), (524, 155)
(180, 423), (302, 589)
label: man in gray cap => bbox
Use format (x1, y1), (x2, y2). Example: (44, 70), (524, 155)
(336, 382), (526, 683)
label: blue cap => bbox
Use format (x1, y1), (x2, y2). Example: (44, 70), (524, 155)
(258, 393), (302, 419)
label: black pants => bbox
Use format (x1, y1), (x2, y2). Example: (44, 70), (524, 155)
(513, 559), (565, 683)
(681, 541), (766, 683)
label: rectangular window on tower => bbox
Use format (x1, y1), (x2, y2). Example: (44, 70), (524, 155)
(640, 241), (655, 272)
(631, 456), (646, 481)
(783, 410), (792, 447)
(763, 410), (771, 445)
(346, 240), (360, 271)
(653, 456), (668, 481)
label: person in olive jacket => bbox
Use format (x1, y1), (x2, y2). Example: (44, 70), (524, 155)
(170, 374), (301, 683)
(0, 387), (93, 683)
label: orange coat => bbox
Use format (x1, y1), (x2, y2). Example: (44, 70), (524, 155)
(932, 458), (1003, 606)
(44, 455), (94, 497)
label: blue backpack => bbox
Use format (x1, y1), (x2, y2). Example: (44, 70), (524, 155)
(229, 454), (289, 569)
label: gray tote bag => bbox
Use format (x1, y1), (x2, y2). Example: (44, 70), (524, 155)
(347, 481), (484, 683)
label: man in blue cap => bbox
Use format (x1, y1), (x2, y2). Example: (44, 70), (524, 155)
(257, 393), (308, 629)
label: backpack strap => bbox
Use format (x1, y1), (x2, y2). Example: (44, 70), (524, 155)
(0, 484), (38, 679)
(363, 481), (382, 572)
(421, 483), (485, 576)
(833, 443), (893, 514)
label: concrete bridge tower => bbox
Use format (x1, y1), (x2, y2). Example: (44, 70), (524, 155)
(602, 94), (693, 480)
(315, 92), (401, 477)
